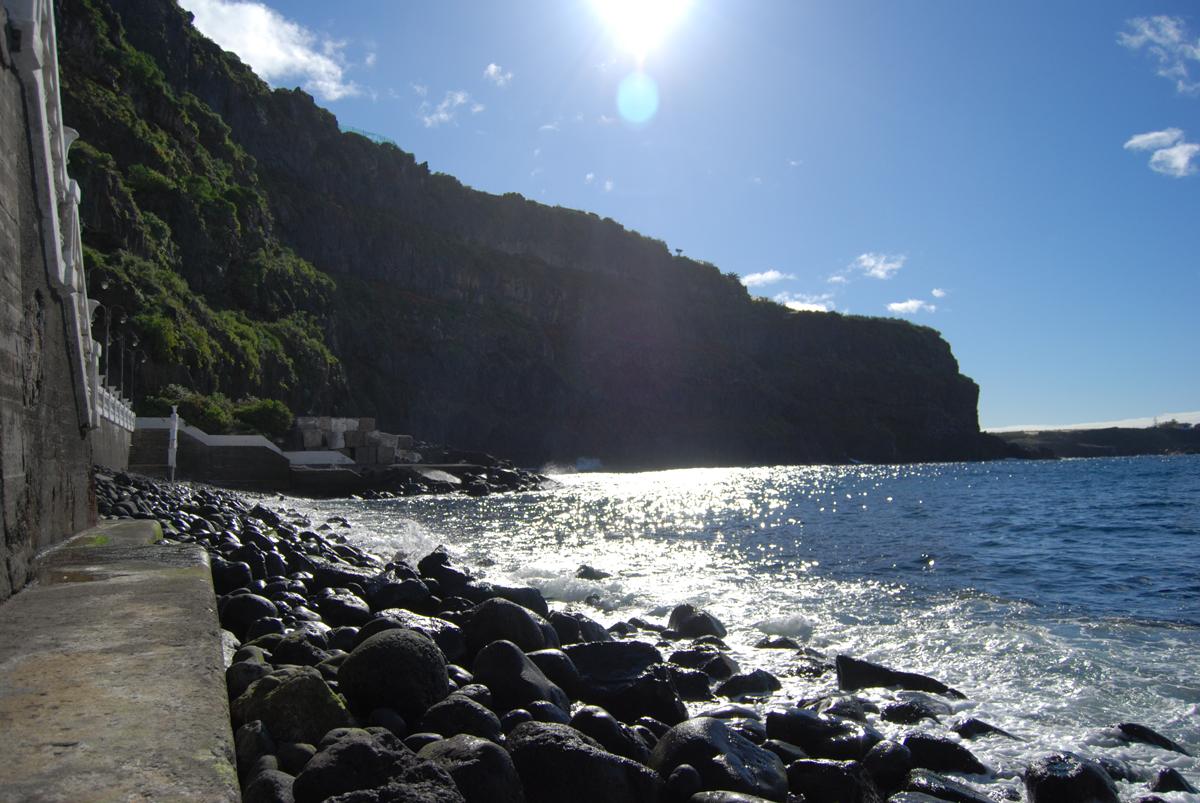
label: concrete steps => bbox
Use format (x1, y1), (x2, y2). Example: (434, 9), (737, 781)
(0, 520), (237, 801)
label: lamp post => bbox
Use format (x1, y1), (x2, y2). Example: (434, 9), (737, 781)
(118, 334), (139, 400)
(127, 349), (147, 405)
(89, 300), (127, 384)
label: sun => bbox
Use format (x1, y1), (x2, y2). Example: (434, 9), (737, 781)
(592, 0), (691, 62)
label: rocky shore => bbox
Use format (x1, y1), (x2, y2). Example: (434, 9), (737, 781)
(96, 470), (1196, 803)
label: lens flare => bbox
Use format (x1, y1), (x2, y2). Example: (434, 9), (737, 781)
(617, 71), (659, 125)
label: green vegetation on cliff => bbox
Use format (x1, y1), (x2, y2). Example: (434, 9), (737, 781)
(57, 0), (999, 467)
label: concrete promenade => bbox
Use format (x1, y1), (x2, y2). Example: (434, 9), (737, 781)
(0, 520), (237, 801)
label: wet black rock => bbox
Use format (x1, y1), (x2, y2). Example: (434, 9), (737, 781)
(1114, 722), (1192, 756)
(242, 769), (296, 803)
(212, 557), (255, 595)
(1023, 752), (1119, 803)
(716, 669), (782, 699)
(754, 636), (802, 649)
(270, 634), (332, 668)
(649, 716), (788, 802)
(461, 598), (556, 656)
(232, 666), (352, 746)
(668, 604), (728, 639)
(862, 739), (912, 794)
(1148, 766), (1197, 793)
(526, 648), (583, 699)
(357, 610), (465, 664)
(668, 665), (715, 701)
(548, 610), (612, 645)
(576, 565), (611, 581)
(901, 733), (987, 776)
(950, 717), (1019, 741)
(881, 700), (942, 725)
(471, 639), (570, 714)
(418, 548), (475, 596)
(221, 594), (280, 640)
(507, 721), (661, 803)
(527, 700), (571, 725)
(570, 705), (653, 764)
(313, 590), (373, 627)
(418, 734), (526, 803)
(419, 694), (503, 741)
(277, 742), (316, 775)
(764, 707), (883, 761)
(835, 655), (965, 699)
(669, 646), (740, 681)
(664, 763), (703, 802)
(338, 629), (450, 723)
(370, 577), (432, 612)
(901, 769), (993, 803)
(228, 660), (274, 700)
(292, 729), (464, 803)
(787, 758), (882, 803)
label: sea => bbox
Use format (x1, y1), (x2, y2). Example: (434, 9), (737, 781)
(269, 455), (1200, 799)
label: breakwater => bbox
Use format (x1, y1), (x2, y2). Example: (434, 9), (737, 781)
(97, 461), (1199, 802)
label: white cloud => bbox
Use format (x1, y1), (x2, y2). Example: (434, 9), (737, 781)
(1125, 128), (1200, 177)
(787, 159), (802, 168)
(471, 102), (485, 114)
(887, 299), (936, 314)
(603, 179), (614, 192)
(539, 122), (561, 132)
(741, 269), (794, 288)
(1124, 128), (1184, 151)
(853, 252), (906, 280)
(483, 63), (514, 87)
(775, 292), (834, 312)
(1149, 142), (1200, 177)
(585, 172), (596, 185)
(364, 51), (377, 67)
(179, 0), (359, 100)
(827, 274), (848, 285)
(598, 114), (617, 125)
(1119, 16), (1200, 94)
(420, 90), (473, 127)
(931, 288), (947, 298)
(411, 83), (428, 97)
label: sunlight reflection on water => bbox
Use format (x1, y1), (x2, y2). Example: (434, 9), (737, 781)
(268, 456), (1200, 793)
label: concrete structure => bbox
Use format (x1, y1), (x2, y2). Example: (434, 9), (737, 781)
(90, 383), (135, 468)
(0, 518), (239, 800)
(292, 415), (417, 465)
(131, 417), (294, 489)
(1, 0), (136, 601)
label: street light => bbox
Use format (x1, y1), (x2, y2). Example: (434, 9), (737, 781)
(89, 300), (127, 383)
(127, 349), (148, 405)
(117, 334), (139, 399)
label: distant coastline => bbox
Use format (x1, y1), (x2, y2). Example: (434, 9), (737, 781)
(994, 422), (1200, 459)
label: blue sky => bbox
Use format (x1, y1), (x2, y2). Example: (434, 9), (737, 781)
(178, 0), (1199, 429)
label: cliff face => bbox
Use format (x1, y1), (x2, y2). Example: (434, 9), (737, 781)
(57, 0), (995, 468)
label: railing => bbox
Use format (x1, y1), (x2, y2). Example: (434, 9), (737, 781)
(96, 384), (134, 432)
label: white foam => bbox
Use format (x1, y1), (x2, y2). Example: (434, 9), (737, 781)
(754, 613), (815, 640)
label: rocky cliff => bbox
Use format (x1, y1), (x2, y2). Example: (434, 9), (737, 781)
(56, 0), (1000, 468)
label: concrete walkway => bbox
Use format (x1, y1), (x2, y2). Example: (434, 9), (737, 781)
(0, 520), (238, 802)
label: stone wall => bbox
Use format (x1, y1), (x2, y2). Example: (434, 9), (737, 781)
(130, 426), (290, 490)
(0, 4), (94, 602)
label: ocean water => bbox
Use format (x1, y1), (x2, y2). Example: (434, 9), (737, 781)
(272, 455), (1200, 798)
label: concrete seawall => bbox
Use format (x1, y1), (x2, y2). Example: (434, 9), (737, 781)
(0, 519), (238, 801)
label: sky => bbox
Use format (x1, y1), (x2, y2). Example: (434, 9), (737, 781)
(176, 0), (1199, 430)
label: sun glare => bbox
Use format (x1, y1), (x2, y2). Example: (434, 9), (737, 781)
(592, 0), (691, 61)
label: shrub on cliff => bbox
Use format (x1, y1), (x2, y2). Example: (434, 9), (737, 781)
(232, 398), (293, 439)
